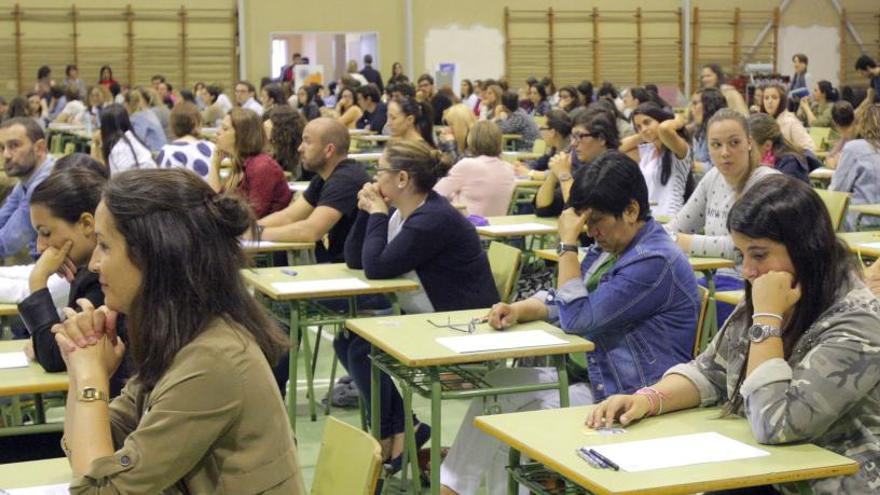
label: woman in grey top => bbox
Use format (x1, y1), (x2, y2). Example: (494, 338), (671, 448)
(667, 109), (778, 326)
(830, 104), (880, 231)
(589, 175), (880, 495)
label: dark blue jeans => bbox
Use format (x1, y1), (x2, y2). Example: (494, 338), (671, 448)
(699, 274), (745, 330)
(334, 330), (418, 438)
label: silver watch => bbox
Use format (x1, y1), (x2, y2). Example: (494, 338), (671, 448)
(748, 323), (783, 343)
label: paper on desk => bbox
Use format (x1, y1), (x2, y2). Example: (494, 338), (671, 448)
(5, 483), (70, 494)
(588, 432), (769, 472)
(0, 351), (29, 369)
(271, 278), (370, 294)
(858, 242), (880, 250)
(437, 330), (566, 354)
(480, 223), (555, 234)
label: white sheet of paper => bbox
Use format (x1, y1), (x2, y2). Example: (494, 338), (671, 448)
(287, 182), (309, 192)
(271, 278), (370, 294)
(588, 432), (769, 472)
(480, 223), (555, 234)
(6, 483), (70, 494)
(240, 240), (284, 248)
(858, 242), (880, 250)
(436, 330), (567, 354)
(0, 351), (29, 369)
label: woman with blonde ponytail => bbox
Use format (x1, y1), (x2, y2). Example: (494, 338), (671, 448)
(337, 139), (499, 473)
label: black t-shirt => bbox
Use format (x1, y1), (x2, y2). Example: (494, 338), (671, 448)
(302, 159), (371, 262)
(431, 94), (452, 125)
(357, 102), (388, 132)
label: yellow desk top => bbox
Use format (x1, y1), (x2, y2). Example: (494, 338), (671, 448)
(475, 406), (858, 495)
(287, 181), (310, 193)
(0, 340), (69, 397)
(533, 249), (735, 272)
(351, 134), (389, 142)
(838, 231), (880, 258)
(514, 179), (545, 189)
(849, 204), (880, 218)
(0, 457), (70, 489)
(809, 167), (834, 181)
(476, 214), (558, 238)
(0, 303), (18, 317)
(503, 151), (542, 161)
(349, 152), (383, 162)
(716, 290), (746, 305)
(240, 240), (314, 255)
(345, 308), (593, 367)
(241, 264), (420, 301)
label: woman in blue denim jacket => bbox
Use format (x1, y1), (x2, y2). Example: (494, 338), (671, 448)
(439, 151), (699, 495)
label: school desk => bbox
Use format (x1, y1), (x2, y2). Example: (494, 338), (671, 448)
(0, 457), (70, 490)
(345, 308), (594, 495)
(475, 405), (858, 495)
(240, 264), (419, 430)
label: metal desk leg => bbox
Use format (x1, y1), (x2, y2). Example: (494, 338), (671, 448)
(402, 382), (421, 494)
(287, 301), (300, 431)
(507, 448), (521, 495)
(430, 376), (442, 495)
(702, 269), (719, 352)
(370, 345), (381, 440)
(300, 312), (317, 422)
(553, 355), (571, 408)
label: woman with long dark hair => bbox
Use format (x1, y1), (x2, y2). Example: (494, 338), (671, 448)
(53, 168), (304, 493)
(689, 87), (728, 170)
(700, 63), (749, 116)
(207, 108), (291, 218)
(95, 103), (156, 174)
(760, 83), (816, 152)
(387, 96), (434, 146)
(589, 174), (880, 495)
(620, 102), (693, 216)
(797, 80), (838, 129)
(263, 105), (307, 180)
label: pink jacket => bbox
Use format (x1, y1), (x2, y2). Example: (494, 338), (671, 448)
(434, 155), (516, 217)
(777, 111), (816, 152)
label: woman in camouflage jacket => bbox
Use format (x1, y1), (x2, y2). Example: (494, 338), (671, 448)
(588, 175), (880, 495)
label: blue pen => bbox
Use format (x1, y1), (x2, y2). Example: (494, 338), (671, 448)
(588, 448), (619, 471)
(281, 269), (298, 276)
(575, 448), (603, 468)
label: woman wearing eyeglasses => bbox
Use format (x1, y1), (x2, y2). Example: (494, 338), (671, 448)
(337, 140), (499, 474)
(534, 106), (620, 217)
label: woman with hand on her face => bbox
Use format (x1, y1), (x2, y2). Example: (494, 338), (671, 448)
(53, 168), (304, 493)
(534, 107), (619, 217)
(339, 140), (498, 474)
(334, 86), (363, 129)
(589, 175), (880, 495)
(620, 102), (694, 217)
(19, 164), (130, 395)
(208, 108), (291, 218)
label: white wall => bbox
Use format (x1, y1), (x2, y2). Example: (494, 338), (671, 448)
(424, 23), (505, 91)
(778, 25), (841, 87)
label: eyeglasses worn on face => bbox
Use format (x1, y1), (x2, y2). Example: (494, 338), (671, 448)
(374, 167), (398, 175)
(571, 132), (593, 141)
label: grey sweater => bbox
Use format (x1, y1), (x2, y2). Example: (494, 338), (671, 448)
(667, 165), (779, 277)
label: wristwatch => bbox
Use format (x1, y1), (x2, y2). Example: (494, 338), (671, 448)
(557, 243), (579, 256)
(78, 386), (109, 403)
(748, 323), (783, 343)
(557, 172), (572, 182)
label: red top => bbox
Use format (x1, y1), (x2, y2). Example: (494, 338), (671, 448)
(98, 78), (117, 89)
(236, 153), (292, 218)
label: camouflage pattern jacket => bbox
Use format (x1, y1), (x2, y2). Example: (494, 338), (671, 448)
(667, 275), (880, 495)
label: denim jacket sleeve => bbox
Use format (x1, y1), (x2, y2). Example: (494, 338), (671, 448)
(0, 185), (35, 258)
(551, 254), (674, 339)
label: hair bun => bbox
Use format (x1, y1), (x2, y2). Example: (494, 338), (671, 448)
(209, 194), (254, 238)
(430, 149), (452, 179)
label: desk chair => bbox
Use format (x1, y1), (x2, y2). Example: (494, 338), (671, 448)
(311, 416), (383, 495)
(808, 127), (832, 151)
(814, 189), (850, 231)
(488, 241), (523, 303)
(693, 286), (710, 357)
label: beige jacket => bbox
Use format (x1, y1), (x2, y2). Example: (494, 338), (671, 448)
(776, 111), (817, 152)
(68, 319), (305, 494)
